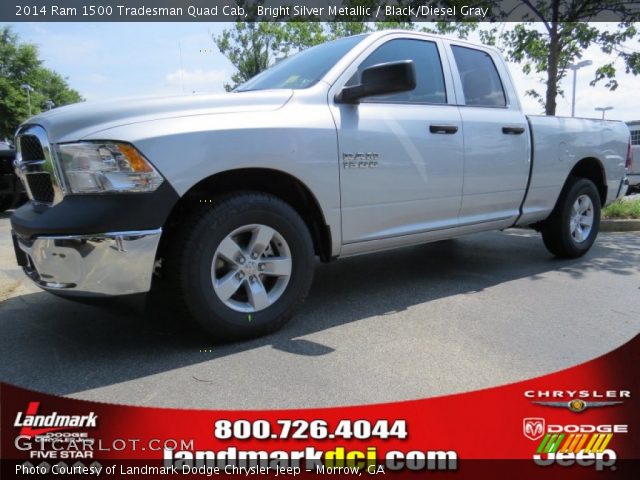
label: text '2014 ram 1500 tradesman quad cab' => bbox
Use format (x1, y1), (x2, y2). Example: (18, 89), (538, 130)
(11, 31), (631, 340)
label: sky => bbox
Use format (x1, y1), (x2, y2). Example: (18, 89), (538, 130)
(3, 22), (640, 121)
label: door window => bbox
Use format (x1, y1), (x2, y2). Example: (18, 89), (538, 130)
(348, 39), (447, 105)
(452, 46), (506, 107)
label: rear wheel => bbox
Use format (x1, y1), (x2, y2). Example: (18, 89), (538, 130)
(170, 192), (315, 341)
(541, 177), (601, 258)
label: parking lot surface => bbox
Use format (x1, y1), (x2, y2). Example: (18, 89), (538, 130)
(1, 212), (639, 409)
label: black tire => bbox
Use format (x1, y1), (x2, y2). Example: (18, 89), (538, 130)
(541, 177), (601, 258)
(169, 192), (315, 341)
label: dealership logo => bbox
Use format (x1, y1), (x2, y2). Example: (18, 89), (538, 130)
(533, 450), (617, 471)
(523, 421), (627, 446)
(533, 432), (618, 471)
(523, 420), (625, 471)
(524, 390), (629, 413)
(532, 399), (623, 413)
(14, 402), (98, 437)
(536, 431), (616, 455)
(523, 418), (545, 441)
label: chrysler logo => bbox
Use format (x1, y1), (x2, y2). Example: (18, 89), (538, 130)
(532, 400), (623, 413)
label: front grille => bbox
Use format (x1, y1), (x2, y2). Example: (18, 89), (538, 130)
(16, 128), (59, 205)
(26, 172), (54, 203)
(19, 135), (45, 161)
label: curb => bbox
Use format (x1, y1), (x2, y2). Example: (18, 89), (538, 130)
(600, 219), (640, 232)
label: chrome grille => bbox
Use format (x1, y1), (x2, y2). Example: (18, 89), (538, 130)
(15, 126), (64, 205)
(19, 135), (45, 161)
(26, 172), (55, 203)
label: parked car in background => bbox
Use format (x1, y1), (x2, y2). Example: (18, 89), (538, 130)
(0, 141), (25, 212)
(626, 121), (639, 194)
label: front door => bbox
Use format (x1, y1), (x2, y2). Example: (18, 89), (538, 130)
(330, 37), (464, 244)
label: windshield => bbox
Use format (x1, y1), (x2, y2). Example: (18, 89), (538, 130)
(236, 35), (367, 92)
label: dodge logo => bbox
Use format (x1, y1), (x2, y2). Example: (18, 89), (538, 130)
(523, 418), (545, 441)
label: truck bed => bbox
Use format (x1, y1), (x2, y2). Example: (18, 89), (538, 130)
(518, 115), (629, 225)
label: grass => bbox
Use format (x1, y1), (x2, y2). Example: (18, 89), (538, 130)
(602, 197), (640, 219)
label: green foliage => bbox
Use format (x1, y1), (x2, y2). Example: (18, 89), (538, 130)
(0, 26), (82, 139)
(602, 198), (640, 219)
(483, 1), (640, 114)
(421, 21), (479, 39)
(213, 1), (331, 91)
(214, 1), (639, 115)
(214, 21), (289, 91)
(214, 16), (468, 91)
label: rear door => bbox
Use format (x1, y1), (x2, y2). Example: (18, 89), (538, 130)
(445, 43), (530, 225)
(329, 36), (464, 244)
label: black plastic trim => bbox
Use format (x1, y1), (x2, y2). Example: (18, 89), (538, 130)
(512, 117), (535, 227)
(10, 181), (179, 238)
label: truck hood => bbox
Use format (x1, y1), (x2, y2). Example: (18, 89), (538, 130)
(24, 90), (294, 143)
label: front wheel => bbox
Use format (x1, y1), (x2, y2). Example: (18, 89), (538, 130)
(171, 193), (315, 341)
(541, 177), (601, 258)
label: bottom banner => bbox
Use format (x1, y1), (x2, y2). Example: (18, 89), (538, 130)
(1, 335), (638, 479)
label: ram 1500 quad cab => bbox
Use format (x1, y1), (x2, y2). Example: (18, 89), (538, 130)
(11, 31), (631, 340)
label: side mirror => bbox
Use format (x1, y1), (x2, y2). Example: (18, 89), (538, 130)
(336, 60), (416, 104)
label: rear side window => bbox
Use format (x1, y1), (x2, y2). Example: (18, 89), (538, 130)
(452, 46), (506, 107)
(349, 39), (447, 105)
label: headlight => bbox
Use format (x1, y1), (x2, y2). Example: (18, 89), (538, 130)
(56, 142), (163, 194)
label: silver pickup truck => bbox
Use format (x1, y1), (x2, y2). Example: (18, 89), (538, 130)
(11, 31), (631, 340)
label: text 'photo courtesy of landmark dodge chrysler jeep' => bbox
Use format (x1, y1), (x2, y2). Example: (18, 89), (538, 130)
(11, 31), (631, 340)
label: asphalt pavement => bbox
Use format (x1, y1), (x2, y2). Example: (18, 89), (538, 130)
(1, 212), (639, 409)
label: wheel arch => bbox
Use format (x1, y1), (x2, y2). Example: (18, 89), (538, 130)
(567, 157), (607, 206)
(159, 168), (333, 262)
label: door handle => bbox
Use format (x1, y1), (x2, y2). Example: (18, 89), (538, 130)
(430, 124), (458, 134)
(502, 126), (525, 135)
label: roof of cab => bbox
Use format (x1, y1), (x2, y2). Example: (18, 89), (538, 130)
(365, 29), (500, 54)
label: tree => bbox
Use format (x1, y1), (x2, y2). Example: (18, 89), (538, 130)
(214, 22), (289, 92)
(0, 26), (82, 139)
(215, 20), (405, 91)
(215, 1), (639, 116)
(214, 0), (325, 91)
(213, 1), (485, 93)
(484, 1), (640, 115)
(214, 0), (402, 90)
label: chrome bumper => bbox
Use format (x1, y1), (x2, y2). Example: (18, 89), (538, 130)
(13, 229), (161, 296)
(617, 177), (629, 198)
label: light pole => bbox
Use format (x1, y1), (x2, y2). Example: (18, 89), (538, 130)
(20, 84), (34, 116)
(595, 106), (613, 119)
(569, 60), (592, 117)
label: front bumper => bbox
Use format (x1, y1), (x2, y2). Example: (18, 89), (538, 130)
(12, 229), (161, 296)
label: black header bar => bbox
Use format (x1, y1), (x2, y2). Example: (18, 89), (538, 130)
(3, 1), (638, 23)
